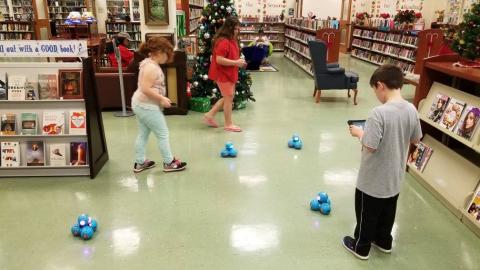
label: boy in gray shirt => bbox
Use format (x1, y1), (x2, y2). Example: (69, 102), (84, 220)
(342, 65), (422, 260)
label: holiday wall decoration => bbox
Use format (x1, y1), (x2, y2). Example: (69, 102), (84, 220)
(236, 0), (287, 22)
(190, 0), (255, 107)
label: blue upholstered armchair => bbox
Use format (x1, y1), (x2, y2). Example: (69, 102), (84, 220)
(308, 40), (359, 105)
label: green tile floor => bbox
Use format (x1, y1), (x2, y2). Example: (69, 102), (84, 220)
(0, 54), (479, 270)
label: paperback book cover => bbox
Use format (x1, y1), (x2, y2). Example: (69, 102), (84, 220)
(407, 142), (433, 172)
(7, 75), (26, 101)
(0, 141), (20, 167)
(26, 141), (45, 166)
(42, 111), (65, 135)
(25, 80), (39, 100)
(21, 113), (37, 135)
(38, 74), (58, 100)
(454, 106), (480, 141)
(49, 143), (66, 166)
(1, 113), (16, 135)
(0, 73), (6, 100)
(466, 187), (480, 224)
(69, 110), (86, 135)
(427, 94), (450, 123)
(70, 142), (87, 166)
(439, 98), (466, 131)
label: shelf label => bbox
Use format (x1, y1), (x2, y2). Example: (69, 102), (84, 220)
(0, 40), (88, 58)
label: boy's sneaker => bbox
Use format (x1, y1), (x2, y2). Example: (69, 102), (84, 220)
(163, 158), (187, 172)
(342, 236), (369, 260)
(133, 160), (156, 173)
(372, 241), (392, 254)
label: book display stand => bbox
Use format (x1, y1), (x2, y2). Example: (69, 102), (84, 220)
(409, 54), (480, 237)
(0, 58), (108, 178)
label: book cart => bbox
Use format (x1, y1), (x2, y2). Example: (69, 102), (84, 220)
(409, 54), (480, 237)
(284, 17), (341, 77)
(0, 57), (108, 178)
(350, 25), (443, 80)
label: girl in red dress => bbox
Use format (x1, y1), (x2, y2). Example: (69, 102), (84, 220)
(203, 16), (246, 132)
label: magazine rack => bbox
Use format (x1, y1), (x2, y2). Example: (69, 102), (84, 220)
(0, 58), (108, 178)
(409, 54), (480, 237)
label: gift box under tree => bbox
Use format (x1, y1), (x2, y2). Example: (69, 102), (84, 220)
(189, 97), (211, 112)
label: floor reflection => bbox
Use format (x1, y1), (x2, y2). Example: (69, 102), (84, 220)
(238, 175), (268, 187)
(112, 227), (141, 256)
(230, 224), (279, 252)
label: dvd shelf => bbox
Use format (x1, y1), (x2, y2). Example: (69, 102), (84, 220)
(105, 21), (141, 50)
(350, 25), (443, 75)
(0, 59), (108, 178)
(239, 22), (285, 52)
(408, 54), (480, 237)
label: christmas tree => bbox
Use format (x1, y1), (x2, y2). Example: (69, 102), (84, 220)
(190, 0), (254, 106)
(451, 2), (480, 60)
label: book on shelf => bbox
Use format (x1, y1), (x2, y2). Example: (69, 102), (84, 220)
(0, 73), (6, 100)
(439, 98), (466, 131)
(69, 110), (86, 135)
(21, 113), (37, 135)
(454, 106), (480, 141)
(38, 74), (59, 100)
(42, 111), (65, 135)
(427, 94), (450, 123)
(25, 80), (39, 100)
(49, 143), (66, 166)
(407, 142), (433, 172)
(1, 113), (16, 135)
(0, 141), (20, 167)
(7, 75), (26, 101)
(466, 187), (480, 224)
(26, 141), (45, 166)
(70, 142), (87, 166)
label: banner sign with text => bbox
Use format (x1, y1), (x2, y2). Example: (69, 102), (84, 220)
(0, 40), (88, 58)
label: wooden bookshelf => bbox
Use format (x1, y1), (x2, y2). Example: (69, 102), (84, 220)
(409, 54), (480, 237)
(179, 0), (204, 34)
(349, 25), (443, 77)
(239, 22), (285, 52)
(105, 21), (141, 50)
(284, 18), (341, 76)
(0, 21), (35, 40)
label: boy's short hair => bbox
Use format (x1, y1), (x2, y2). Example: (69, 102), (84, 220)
(369, 64), (404, 89)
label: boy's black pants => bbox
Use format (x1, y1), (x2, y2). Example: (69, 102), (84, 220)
(353, 188), (399, 255)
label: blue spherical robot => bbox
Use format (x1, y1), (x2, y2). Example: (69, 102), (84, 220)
(77, 214), (89, 228)
(320, 203), (331, 215)
(89, 219), (98, 232)
(288, 134), (303, 150)
(317, 192), (329, 204)
(71, 224), (81, 237)
(310, 199), (321, 211)
(220, 142), (238, 157)
(80, 226), (94, 240)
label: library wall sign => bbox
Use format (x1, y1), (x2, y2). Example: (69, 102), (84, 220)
(0, 40), (88, 58)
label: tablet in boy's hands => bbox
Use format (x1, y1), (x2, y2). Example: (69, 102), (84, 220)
(348, 120), (366, 129)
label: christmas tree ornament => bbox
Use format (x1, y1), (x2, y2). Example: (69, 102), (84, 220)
(212, 19), (216, 23)
(204, 33), (211, 39)
(226, 6), (232, 13)
(200, 25), (205, 30)
(212, 88), (217, 93)
(221, 5), (225, 9)
(203, 74), (209, 80)
(193, 81), (199, 87)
